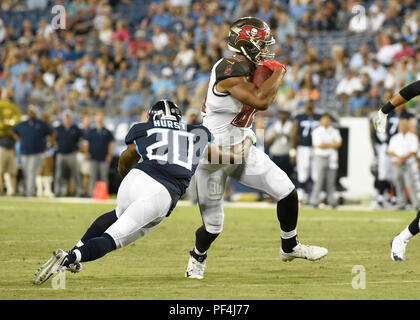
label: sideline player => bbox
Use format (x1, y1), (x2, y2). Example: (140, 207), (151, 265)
(290, 100), (321, 203)
(185, 17), (328, 280)
(373, 80), (420, 260)
(34, 100), (254, 284)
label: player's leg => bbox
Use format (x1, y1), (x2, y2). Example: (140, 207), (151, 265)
(69, 170), (171, 263)
(392, 164), (406, 209)
(296, 146), (310, 203)
(34, 170), (172, 284)
(70, 166), (142, 254)
(235, 146), (328, 261)
(390, 210), (420, 261)
(309, 156), (327, 207)
(186, 164), (227, 279)
(326, 167), (337, 208)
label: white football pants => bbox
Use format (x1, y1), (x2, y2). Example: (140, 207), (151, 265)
(105, 169), (172, 248)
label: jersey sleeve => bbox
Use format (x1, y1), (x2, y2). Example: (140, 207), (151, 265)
(214, 58), (251, 83)
(124, 123), (147, 145)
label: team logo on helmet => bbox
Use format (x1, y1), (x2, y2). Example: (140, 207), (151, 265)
(235, 25), (266, 43)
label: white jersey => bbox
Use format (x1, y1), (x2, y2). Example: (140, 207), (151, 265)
(201, 57), (256, 147)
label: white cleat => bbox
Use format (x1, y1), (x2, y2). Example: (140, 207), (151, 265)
(390, 236), (408, 261)
(185, 251), (206, 279)
(280, 243), (328, 262)
(34, 249), (69, 285)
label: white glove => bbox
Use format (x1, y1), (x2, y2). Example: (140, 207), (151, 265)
(373, 109), (387, 134)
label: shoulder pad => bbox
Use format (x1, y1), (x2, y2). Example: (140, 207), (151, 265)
(124, 122), (149, 145)
(215, 58), (251, 83)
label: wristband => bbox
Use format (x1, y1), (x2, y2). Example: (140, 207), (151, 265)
(381, 101), (395, 114)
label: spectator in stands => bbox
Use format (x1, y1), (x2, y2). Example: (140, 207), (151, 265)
(84, 110), (114, 197)
(275, 10), (297, 45)
(111, 20), (130, 43)
(393, 39), (415, 62)
(365, 57), (388, 87)
(30, 77), (53, 109)
(349, 43), (370, 70)
(151, 67), (175, 98)
(99, 17), (114, 45)
(388, 119), (420, 210)
(11, 72), (32, 112)
(336, 70), (363, 99)
(376, 33), (402, 66)
(120, 81), (145, 116)
(127, 30), (152, 60)
(265, 110), (294, 180)
(349, 89), (368, 117)
(54, 110), (83, 197)
(11, 105), (53, 197)
(368, 3), (385, 32)
(173, 84), (191, 113)
(288, 0), (307, 21)
(310, 113), (342, 208)
(173, 41), (195, 67)
(151, 3), (173, 28)
(151, 25), (168, 52)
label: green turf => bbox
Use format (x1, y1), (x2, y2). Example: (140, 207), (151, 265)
(1, 198), (419, 300)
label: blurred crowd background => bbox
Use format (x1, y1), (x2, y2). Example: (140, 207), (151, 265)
(1, 0), (420, 207)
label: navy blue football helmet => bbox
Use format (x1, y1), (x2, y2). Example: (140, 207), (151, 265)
(147, 100), (182, 122)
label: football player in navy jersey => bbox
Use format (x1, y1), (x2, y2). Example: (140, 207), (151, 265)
(385, 105), (415, 142)
(373, 79), (420, 261)
(34, 100), (254, 284)
(369, 112), (391, 208)
(290, 100), (322, 203)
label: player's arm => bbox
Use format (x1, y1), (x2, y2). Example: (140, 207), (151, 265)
(117, 143), (140, 178)
(217, 66), (286, 111)
(374, 80), (420, 132)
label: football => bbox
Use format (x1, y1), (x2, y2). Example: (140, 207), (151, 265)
(252, 65), (273, 87)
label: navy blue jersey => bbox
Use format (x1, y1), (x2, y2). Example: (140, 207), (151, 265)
(386, 109), (415, 142)
(294, 113), (321, 146)
(125, 119), (212, 216)
(12, 119), (53, 155)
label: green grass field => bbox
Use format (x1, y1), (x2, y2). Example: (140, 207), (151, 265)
(1, 197), (420, 300)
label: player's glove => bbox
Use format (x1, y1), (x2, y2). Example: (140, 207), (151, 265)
(373, 109), (387, 134)
(259, 60), (287, 73)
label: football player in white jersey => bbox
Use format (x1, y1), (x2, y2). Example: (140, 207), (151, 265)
(185, 17), (328, 279)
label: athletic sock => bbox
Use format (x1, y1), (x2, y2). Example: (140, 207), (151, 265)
(407, 211), (420, 237)
(194, 225), (219, 253)
(399, 227), (414, 242)
(277, 189), (299, 253)
(80, 210), (117, 244)
(75, 233), (117, 263)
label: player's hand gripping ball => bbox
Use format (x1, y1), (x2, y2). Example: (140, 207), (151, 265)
(253, 60), (287, 87)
